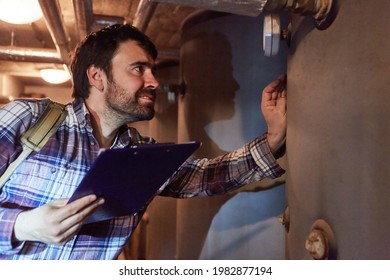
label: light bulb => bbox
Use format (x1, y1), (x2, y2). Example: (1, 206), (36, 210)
(0, 0), (43, 24)
(40, 69), (71, 84)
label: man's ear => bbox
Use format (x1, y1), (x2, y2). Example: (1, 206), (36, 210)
(86, 65), (105, 91)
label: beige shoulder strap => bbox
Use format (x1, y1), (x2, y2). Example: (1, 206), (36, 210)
(0, 101), (68, 189)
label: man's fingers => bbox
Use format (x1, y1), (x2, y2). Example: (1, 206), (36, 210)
(263, 74), (287, 98)
(53, 198), (105, 244)
(281, 88), (287, 98)
(65, 195), (104, 221)
(275, 75), (287, 92)
(49, 198), (69, 207)
(276, 90), (287, 110)
(278, 73), (287, 83)
(49, 194), (101, 223)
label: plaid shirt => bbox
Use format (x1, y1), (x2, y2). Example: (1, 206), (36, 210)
(0, 97), (284, 260)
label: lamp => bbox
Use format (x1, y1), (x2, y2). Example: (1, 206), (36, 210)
(40, 68), (71, 84)
(0, 0), (43, 24)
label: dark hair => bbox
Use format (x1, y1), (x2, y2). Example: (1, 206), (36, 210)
(70, 24), (158, 99)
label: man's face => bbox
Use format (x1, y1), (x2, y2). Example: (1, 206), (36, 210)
(104, 40), (159, 123)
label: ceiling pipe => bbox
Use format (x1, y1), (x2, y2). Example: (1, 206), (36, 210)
(0, 15), (126, 64)
(132, 0), (158, 32)
(0, 46), (62, 63)
(132, 0), (179, 61)
(72, 0), (93, 41)
(151, 0), (269, 17)
(92, 14), (126, 30)
(38, 0), (72, 65)
(265, 0), (333, 22)
(0, 0), (175, 64)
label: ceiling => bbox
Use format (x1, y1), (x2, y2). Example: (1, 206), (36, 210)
(0, 0), (270, 88)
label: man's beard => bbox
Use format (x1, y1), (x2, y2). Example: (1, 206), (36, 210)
(105, 78), (155, 124)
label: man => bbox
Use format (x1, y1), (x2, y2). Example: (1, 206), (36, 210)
(0, 24), (287, 259)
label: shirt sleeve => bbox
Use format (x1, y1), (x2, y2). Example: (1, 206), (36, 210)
(0, 209), (24, 254)
(159, 133), (285, 198)
(0, 100), (45, 254)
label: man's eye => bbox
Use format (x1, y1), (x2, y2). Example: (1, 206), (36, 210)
(134, 65), (145, 73)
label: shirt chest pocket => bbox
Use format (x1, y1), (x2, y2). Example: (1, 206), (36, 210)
(7, 156), (87, 208)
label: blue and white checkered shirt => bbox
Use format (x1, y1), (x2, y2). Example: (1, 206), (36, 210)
(0, 97), (284, 260)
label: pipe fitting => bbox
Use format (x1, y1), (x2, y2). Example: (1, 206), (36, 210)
(305, 219), (337, 260)
(313, 0), (332, 21)
(305, 229), (328, 260)
(265, 0), (335, 30)
(294, 0), (317, 16)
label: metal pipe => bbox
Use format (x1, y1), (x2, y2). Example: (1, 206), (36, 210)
(264, 0), (289, 10)
(72, 0), (93, 41)
(1, 0), (193, 65)
(92, 14), (126, 30)
(151, 0), (269, 17)
(0, 46), (62, 63)
(265, 0), (332, 20)
(38, 0), (72, 64)
(132, 0), (158, 32)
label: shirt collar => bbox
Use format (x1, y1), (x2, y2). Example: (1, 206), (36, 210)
(72, 97), (89, 128)
(113, 125), (132, 148)
(71, 97), (132, 148)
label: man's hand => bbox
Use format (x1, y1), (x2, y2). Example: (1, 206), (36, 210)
(14, 195), (104, 245)
(261, 74), (287, 155)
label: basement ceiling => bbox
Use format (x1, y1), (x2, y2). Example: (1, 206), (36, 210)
(0, 0), (269, 87)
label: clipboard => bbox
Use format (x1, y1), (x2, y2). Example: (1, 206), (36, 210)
(67, 141), (201, 223)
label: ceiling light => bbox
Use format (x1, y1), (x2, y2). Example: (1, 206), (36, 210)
(0, 0), (43, 24)
(40, 69), (71, 84)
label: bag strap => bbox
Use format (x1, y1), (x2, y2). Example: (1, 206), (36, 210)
(0, 101), (68, 189)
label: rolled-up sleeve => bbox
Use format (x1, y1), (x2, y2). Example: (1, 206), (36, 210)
(159, 133), (285, 198)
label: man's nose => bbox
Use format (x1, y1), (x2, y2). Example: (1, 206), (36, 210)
(145, 71), (159, 89)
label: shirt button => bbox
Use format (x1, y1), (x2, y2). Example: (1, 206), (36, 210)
(51, 167), (56, 173)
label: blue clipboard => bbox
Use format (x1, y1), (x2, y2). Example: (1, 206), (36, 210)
(68, 141), (201, 223)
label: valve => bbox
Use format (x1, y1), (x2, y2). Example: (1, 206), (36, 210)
(262, 0), (337, 56)
(263, 13), (291, 57)
(263, 13), (280, 57)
